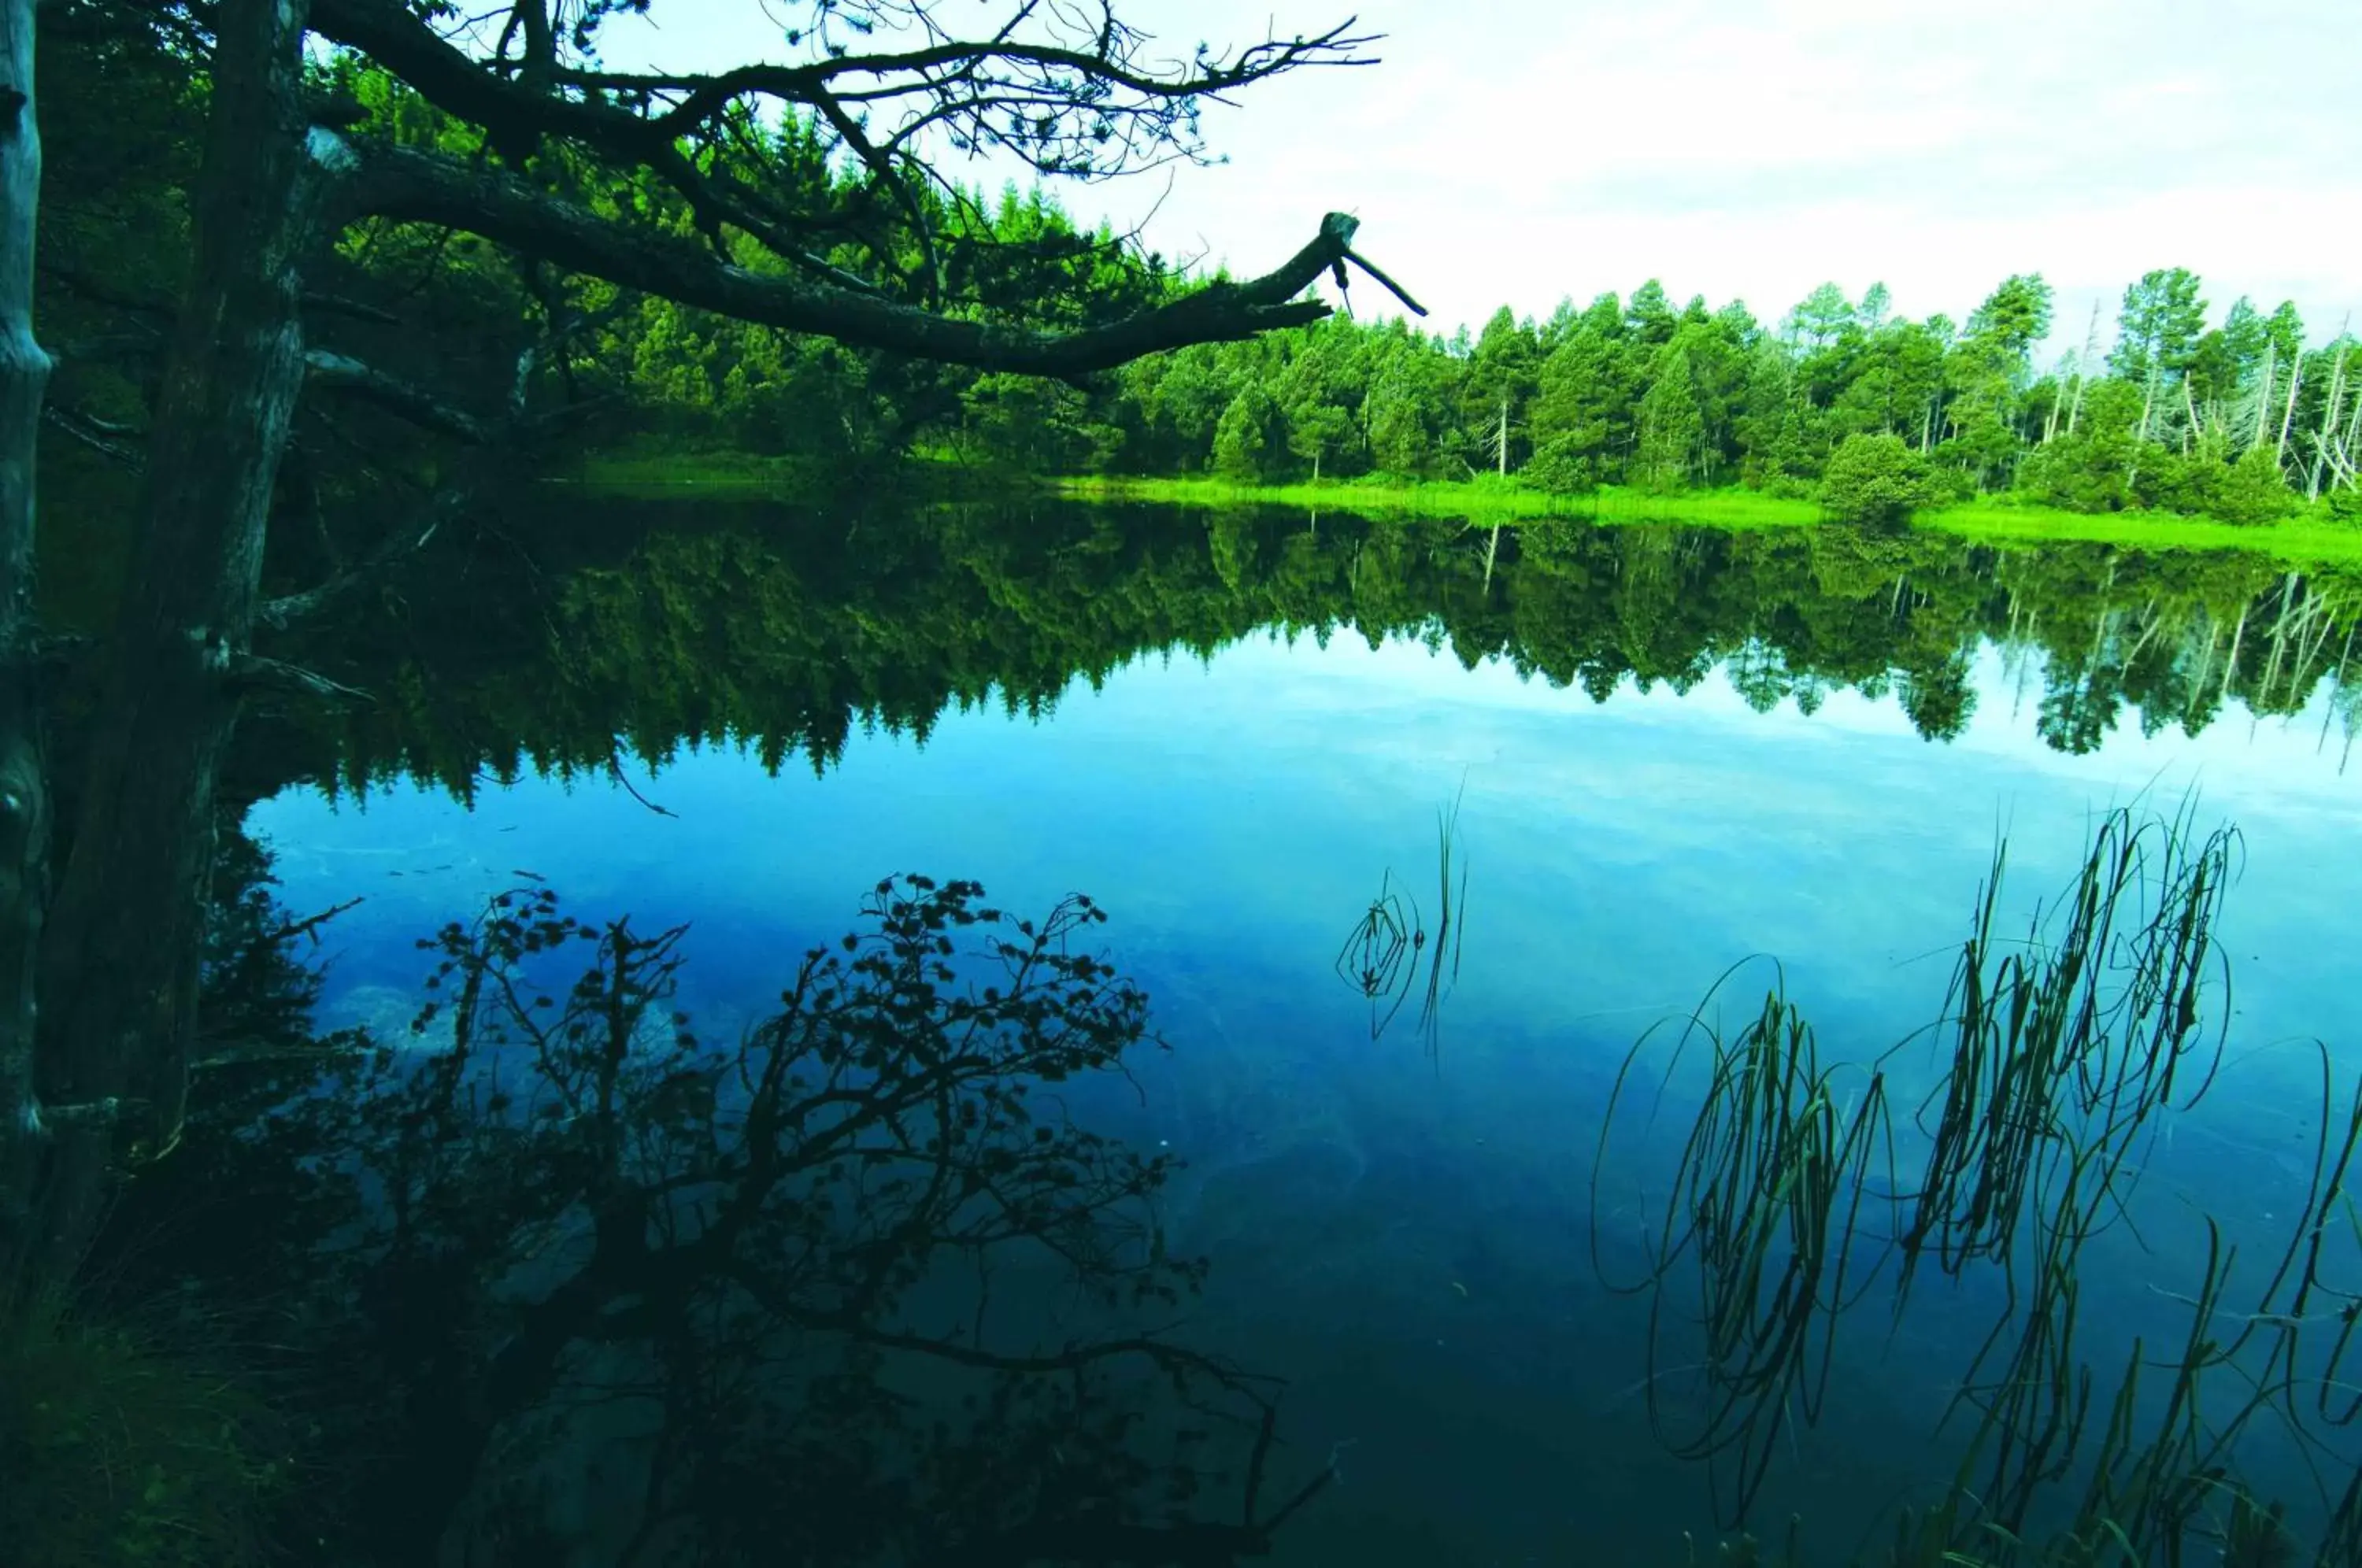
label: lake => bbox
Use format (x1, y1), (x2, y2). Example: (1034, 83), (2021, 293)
(243, 499), (2362, 1566)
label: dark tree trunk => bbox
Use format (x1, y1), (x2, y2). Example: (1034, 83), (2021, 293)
(30, 0), (335, 1282)
(0, 0), (52, 1301)
(2, 0), (1393, 1304)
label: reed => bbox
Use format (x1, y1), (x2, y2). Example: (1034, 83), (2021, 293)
(1596, 801), (2362, 1564)
(1894, 802), (2242, 1306)
(1334, 782), (1470, 1059)
(1414, 780), (1471, 1063)
(1591, 966), (1894, 1522)
(1333, 866), (1419, 1040)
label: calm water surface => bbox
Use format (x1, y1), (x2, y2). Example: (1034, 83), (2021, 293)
(249, 503), (2362, 1565)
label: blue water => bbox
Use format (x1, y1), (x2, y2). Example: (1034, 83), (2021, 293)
(250, 627), (2362, 1565)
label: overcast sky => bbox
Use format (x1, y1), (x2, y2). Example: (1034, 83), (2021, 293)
(599, 0), (2360, 361)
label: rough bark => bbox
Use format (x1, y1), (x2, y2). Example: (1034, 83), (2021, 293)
(0, 0), (50, 1302)
(29, 0), (337, 1282)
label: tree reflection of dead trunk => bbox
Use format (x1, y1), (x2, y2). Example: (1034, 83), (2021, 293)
(2258, 572), (2299, 707)
(2219, 605), (2249, 708)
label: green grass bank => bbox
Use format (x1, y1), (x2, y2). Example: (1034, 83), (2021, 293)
(551, 449), (2362, 568)
(1057, 475), (2362, 565)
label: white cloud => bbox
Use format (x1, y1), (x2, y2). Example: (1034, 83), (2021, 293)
(590, 0), (2362, 353)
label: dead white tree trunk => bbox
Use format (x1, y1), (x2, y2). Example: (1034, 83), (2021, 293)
(2306, 333), (2349, 503)
(2127, 363), (2161, 490)
(2277, 361), (2303, 466)
(2335, 394), (2362, 492)
(2064, 300), (2101, 437)
(2250, 341), (2276, 455)
(2221, 605), (2249, 706)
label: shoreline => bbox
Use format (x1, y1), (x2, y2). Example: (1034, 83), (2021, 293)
(545, 452), (2362, 565)
(1054, 475), (2362, 564)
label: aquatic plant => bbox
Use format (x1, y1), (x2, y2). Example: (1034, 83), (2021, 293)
(1415, 781), (1472, 1063)
(1907, 1040), (2362, 1568)
(1333, 782), (1470, 1060)
(1894, 801), (2242, 1306)
(1591, 970), (1894, 1523)
(1335, 867), (1422, 1041)
(1595, 802), (2362, 1564)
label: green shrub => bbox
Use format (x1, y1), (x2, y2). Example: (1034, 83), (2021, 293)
(2210, 447), (2299, 525)
(2015, 430), (2135, 512)
(1819, 433), (1940, 523)
(1520, 435), (1598, 496)
(2129, 442), (2201, 512)
(1929, 462), (1981, 505)
(0, 1300), (288, 1566)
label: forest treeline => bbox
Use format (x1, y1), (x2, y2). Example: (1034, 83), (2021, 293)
(614, 269), (2362, 525)
(38, 18), (2360, 539)
(262, 498), (2362, 798)
(33, 14), (1187, 545)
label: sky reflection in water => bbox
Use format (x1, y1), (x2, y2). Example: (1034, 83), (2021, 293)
(251, 625), (2362, 1565)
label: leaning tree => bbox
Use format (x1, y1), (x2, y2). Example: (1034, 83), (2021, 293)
(0, 0), (1422, 1302)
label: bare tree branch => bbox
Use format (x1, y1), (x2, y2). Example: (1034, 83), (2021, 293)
(310, 0), (1376, 176)
(42, 402), (144, 465)
(305, 347), (495, 443)
(342, 138), (1401, 373)
(261, 894), (366, 948)
(306, 0), (1384, 333)
(268, 288), (633, 638)
(226, 651), (374, 704)
(302, 289), (405, 326)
